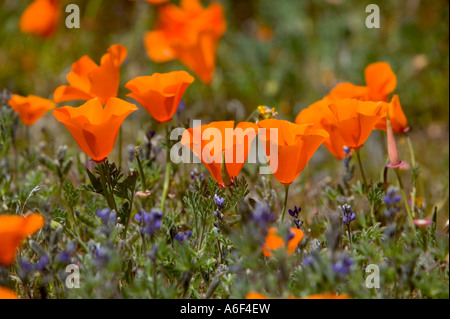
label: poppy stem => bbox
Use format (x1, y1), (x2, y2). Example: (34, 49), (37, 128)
(97, 161), (115, 211)
(118, 128), (123, 170)
(160, 126), (171, 211)
(394, 168), (416, 236)
(280, 184), (290, 225)
(355, 149), (368, 192)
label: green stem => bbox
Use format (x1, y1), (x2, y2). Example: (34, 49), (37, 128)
(347, 224), (352, 245)
(370, 201), (376, 226)
(97, 161), (116, 211)
(394, 168), (416, 235)
(280, 184), (290, 225)
(135, 149), (147, 191)
(406, 135), (417, 216)
(118, 128), (123, 170)
(160, 127), (171, 211)
(355, 149), (368, 192)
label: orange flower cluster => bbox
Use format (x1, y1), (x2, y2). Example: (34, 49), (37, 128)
(19, 0), (60, 38)
(9, 43), (198, 164)
(144, 0), (226, 83)
(295, 62), (408, 159)
(181, 119), (328, 187)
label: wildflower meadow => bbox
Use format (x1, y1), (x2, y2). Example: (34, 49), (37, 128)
(0, 0), (448, 305)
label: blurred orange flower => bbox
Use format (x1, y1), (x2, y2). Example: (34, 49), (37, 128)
(19, 0), (60, 38)
(181, 121), (258, 187)
(245, 291), (350, 299)
(262, 227), (304, 257)
(296, 99), (387, 160)
(257, 119), (329, 185)
(145, 0), (170, 4)
(302, 293), (351, 299)
(0, 213), (45, 266)
(54, 44), (128, 105)
(8, 94), (55, 126)
(53, 97), (138, 162)
(245, 292), (268, 299)
(125, 71), (195, 123)
(144, 0), (226, 83)
(0, 287), (18, 300)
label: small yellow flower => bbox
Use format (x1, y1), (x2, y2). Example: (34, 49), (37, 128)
(257, 105), (278, 120)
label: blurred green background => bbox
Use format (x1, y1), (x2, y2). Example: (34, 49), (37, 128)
(1, 0), (448, 219)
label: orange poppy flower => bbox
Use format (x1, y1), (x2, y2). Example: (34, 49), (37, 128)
(19, 0), (60, 38)
(53, 97), (138, 162)
(0, 213), (45, 266)
(295, 99), (387, 160)
(144, 0), (226, 83)
(375, 95), (409, 134)
(8, 94), (55, 126)
(181, 121), (258, 187)
(329, 62), (397, 102)
(257, 119), (329, 185)
(326, 62), (407, 133)
(0, 287), (18, 299)
(125, 71), (195, 123)
(262, 227), (304, 257)
(54, 44), (128, 105)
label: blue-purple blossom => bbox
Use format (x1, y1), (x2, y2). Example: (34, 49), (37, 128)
(343, 145), (351, 157)
(251, 202), (276, 228)
(341, 204), (356, 225)
(383, 186), (402, 220)
(56, 241), (77, 264)
(214, 194), (225, 209)
(332, 255), (354, 276)
(35, 255), (50, 271)
(96, 208), (117, 225)
(175, 230), (192, 244)
(93, 244), (110, 268)
(288, 205), (301, 218)
(135, 209), (163, 237)
(383, 186), (402, 206)
(176, 100), (186, 116)
(286, 230), (295, 242)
